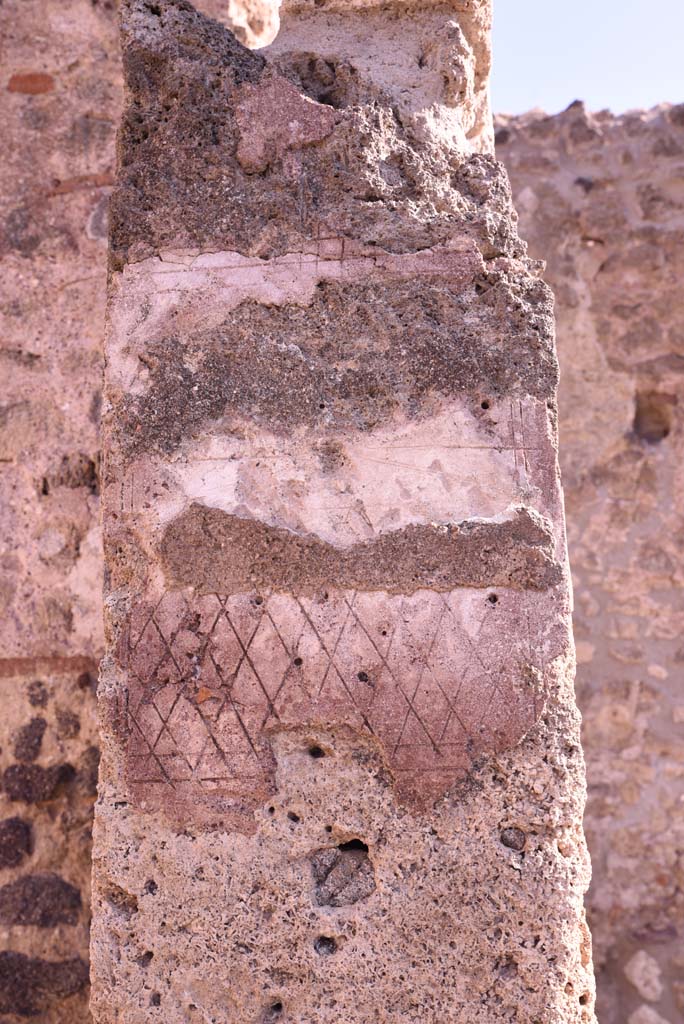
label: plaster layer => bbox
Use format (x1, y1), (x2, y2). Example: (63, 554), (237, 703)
(102, 239), (567, 833)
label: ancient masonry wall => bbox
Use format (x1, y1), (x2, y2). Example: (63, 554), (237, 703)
(90, 1), (593, 1022)
(498, 101), (684, 1024)
(0, 2), (118, 1020)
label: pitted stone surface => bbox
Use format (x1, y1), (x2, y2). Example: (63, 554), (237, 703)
(109, 0), (505, 269)
(108, 247), (556, 460)
(160, 505), (561, 593)
(92, 1), (593, 1022)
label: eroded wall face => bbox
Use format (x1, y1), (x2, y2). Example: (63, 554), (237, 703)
(498, 101), (684, 1024)
(91, 2), (593, 1022)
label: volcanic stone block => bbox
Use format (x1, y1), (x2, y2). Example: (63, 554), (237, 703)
(92, 1), (595, 1021)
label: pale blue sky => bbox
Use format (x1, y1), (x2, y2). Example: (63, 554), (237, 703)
(492, 0), (684, 115)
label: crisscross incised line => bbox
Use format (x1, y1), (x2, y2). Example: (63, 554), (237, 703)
(128, 705), (175, 789)
(151, 690), (195, 776)
(129, 591), (167, 650)
(339, 593), (441, 755)
(217, 598), (280, 726)
(266, 601), (316, 710)
(126, 586), (543, 793)
(352, 594), (447, 756)
(295, 596), (351, 701)
(297, 593), (376, 736)
(207, 649), (260, 762)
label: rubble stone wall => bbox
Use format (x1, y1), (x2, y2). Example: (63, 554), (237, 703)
(1, 2), (119, 1019)
(498, 101), (684, 1024)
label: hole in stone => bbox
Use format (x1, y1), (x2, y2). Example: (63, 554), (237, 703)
(137, 951), (154, 968)
(481, 400), (490, 410)
(77, 670), (95, 692)
(488, 594), (498, 605)
(254, 596), (264, 605)
(263, 1002), (283, 1021)
(308, 745), (325, 759)
(311, 838), (375, 906)
(497, 957), (518, 980)
(104, 883), (139, 918)
(268, 806), (275, 815)
(283, 55), (361, 109)
(357, 671), (369, 682)
(381, 629), (387, 636)
(319, 402), (326, 410)
(314, 935), (338, 955)
(574, 176), (594, 194)
(500, 827), (526, 852)
(324, 825), (333, 833)
(293, 657), (303, 667)
(150, 992), (161, 1006)
(143, 879), (158, 895)
(339, 839), (368, 853)
(287, 811), (300, 823)
(579, 993), (590, 1005)
(633, 390), (675, 443)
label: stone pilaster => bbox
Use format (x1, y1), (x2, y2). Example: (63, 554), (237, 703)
(91, 2), (594, 1020)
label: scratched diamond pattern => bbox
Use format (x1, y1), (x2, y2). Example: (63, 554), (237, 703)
(124, 585), (550, 814)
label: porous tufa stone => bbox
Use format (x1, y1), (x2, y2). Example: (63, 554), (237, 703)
(91, 1), (595, 1021)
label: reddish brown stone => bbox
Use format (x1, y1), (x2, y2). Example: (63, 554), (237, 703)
(7, 72), (54, 94)
(0, 873), (81, 927)
(234, 71), (336, 173)
(13, 717), (47, 763)
(0, 952), (88, 1018)
(0, 819), (32, 869)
